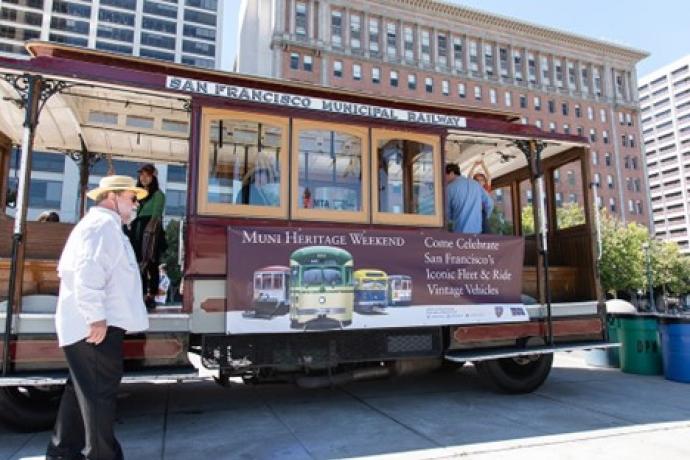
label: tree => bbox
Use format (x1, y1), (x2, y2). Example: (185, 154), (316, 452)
(650, 239), (690, 295)
(486, 207), (514, 235)
(161, 219), (182, 301)
(520, 205), (534, 235)
(598, 211), (647, 296)
(556, 202), (586, 228)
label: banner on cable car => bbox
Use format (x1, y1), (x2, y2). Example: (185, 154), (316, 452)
(225, 226), (528, 334)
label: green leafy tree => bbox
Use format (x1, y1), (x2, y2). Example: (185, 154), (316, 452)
(650, 239), (690, 295)
(598, 211), (647, 296)
(486, 207), (515, 235)
(520, 205), (535, 235)
(556, 202), (586, 228)
(161, 219), (182, 299)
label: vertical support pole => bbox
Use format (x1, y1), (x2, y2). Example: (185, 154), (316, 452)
(3, 75), (42, 376)
(515, 139), (553, 346)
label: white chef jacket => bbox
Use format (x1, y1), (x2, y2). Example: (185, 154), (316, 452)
(55, 206), (149, 347)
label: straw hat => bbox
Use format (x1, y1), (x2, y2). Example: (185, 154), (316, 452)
(86, 175), (148, 201)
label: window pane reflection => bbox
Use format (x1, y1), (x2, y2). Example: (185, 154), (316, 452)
(377, 139), (435, 215)
(297, 129), (362, 211)
(519, 179), (535, 235)
(207, 119), (282, 207)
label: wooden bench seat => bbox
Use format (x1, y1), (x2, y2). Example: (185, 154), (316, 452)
(523, 265), (579, 302)
(0, 258), (59, 298)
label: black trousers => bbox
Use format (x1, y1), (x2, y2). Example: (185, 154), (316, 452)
(46, 327), (125, 460)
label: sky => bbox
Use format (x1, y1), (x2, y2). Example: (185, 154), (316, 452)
(221, 0), (690, 77)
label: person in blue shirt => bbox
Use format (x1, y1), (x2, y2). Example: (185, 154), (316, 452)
(445, 163), (494, 234)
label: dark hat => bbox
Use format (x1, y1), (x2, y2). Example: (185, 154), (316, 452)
(138, 163), (157, 175)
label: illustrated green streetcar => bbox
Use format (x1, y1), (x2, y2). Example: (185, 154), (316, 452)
(288, 246), (354, 329)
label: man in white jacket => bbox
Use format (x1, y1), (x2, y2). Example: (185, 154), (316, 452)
(46, 175), (149, 460)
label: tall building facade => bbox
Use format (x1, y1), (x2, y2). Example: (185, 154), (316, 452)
(0, 0), (223, 69)
(639, 56), (690, 253)
(238, 0), (650, 225)
(0, 0), (222, 222)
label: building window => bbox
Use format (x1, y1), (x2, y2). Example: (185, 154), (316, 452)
(609, 197), (616, 213)
(562, 102), (569, 116)
(534, 96), (541, 110)
(548, 100), (555, 113)
(333, 60), (343, 78)
(619, 112), (625, 125)
(581, 66), (589, 93)
(540, 56), (550, 85)
(521, 117), (528, 125)
(331, 10), (342, 46)
(407, 73), (415, 90)
(605, 152), (612, 166)
(626, 113), (633, 126)
(587, 106), (594, 120)
(535, 120), (542, 129)
(290, 53), (299, 70)
(600, 108), (607, 123)
(390, 70), (399, 87)
(622, 135), (628, 147)
(386, 22), (397, 57)
(568, 62), (576, 89)
(593, 67), (602, 96)
(295, 1), (308, 38)
(636, 201), (643, 214)
(513, 50), (523, 81)
(504, 91), (511, 107)
(519, 94), (527, 109)
(484, 43), (494, 76)
(594, 173), (600, 187)
(442, 80), (449, 96)
(369, 17), (380, 54)
(404, 25), (414, 62)
(629, 135), (635, 148)
(528, 53), (536, 83)
(499, 47), (509, 78)
(554, 58), (563, 87)
(589, 129), (597, 142)
(425, 77), (433, 93)
(632, 157), (638, 169)
(303, 55), (312, 72)
(634, 178), (641, 192)
(577, 126), (583, 137)
(568, 193), (577, 203)
(372, 67), (380, 84)
(603, 130), (609, 144)
(575, 104), (581, 118)
(469, 40), (478, 72)
(592, 151), (598, 165)
(489, 88), (497, 104)
(350, 14), (361, 49)
(563, 124), (570, 134)
(458, 83), (466, 98)
(453, 37), (463, 71)
(474, 86), (482, 100)
(437, 33), (448, 67)
(549, 122), (556, 133)
(555, 192), (562, 207)
(421, 29), (431, 64)
(353, 63), (362, 81)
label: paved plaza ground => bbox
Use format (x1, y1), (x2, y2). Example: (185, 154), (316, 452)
(2, 351), (689, 460)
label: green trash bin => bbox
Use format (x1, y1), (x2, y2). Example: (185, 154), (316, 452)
(619, 315), (662, 375)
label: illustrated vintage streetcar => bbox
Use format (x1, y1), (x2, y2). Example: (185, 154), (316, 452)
(0, 42), (613, 431)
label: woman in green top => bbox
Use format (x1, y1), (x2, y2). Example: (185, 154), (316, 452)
(128, 164), (166, 310)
